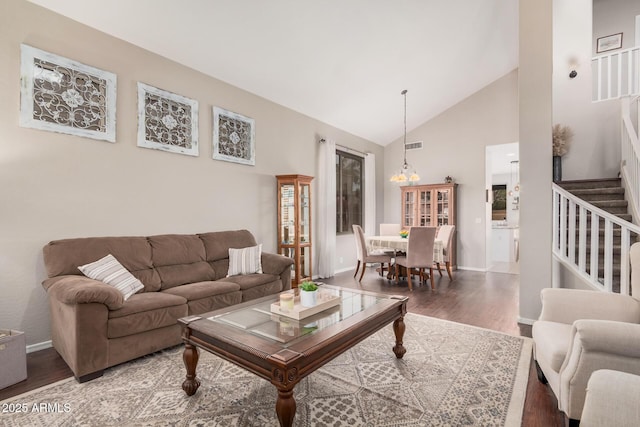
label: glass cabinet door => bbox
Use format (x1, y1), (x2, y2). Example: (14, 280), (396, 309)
(300, 246), (311, 280)
(280, 247), (296, 281)
(436, 189), (450, 226)
(419, 190), (432, 226)
(280, 184), (295, 244)
(403, 190), (415, 227)
(299, 183), (310, 244)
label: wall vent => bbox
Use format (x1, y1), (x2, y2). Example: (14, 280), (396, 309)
(405, 141), (423, 150)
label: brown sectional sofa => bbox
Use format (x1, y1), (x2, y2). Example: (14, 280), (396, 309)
(41, 229), (293, 382)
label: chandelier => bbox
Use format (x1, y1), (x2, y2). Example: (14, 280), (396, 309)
(390, 89), (420, 184)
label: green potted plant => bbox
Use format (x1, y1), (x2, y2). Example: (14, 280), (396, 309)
(299, 281), (318, 307)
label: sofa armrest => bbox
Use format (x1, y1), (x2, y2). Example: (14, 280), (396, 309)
(261, 252), (294, 289)
(571, 319), (640, 356)
(43, 275), (125, 310)
(539, 288), (640, 324)
(558, 320), (640, 419)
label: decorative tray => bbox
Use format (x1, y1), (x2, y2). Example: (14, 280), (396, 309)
(270, 293), (341, 320)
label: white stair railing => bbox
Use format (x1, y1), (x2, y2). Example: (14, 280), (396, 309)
(552, 184), (640, 296)
(621, 95), (640, 220)
(592, 46), (640, 102)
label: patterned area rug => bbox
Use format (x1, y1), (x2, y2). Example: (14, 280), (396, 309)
(2, 313), (531, 426)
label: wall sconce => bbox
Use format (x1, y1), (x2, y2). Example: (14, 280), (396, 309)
(568, 56), (579, 79)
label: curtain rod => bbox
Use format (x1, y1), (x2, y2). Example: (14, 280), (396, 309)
(319, 138), (368, 157)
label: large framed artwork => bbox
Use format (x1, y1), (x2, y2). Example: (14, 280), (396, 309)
(212, 106), (255, 165)
(137, 83), (199, 156)
(20, 44), (117, 142)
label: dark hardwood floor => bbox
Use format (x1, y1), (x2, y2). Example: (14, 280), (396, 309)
(0, 267), (565, 426)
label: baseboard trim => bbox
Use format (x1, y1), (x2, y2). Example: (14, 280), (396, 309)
(329, 265), (488, 275)
(457, 266), (488, 272)
(27, 340), (52, 353)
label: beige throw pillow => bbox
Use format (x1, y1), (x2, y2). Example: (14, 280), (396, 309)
(78, 254), (144, 300)
(227, 244), (263, 276)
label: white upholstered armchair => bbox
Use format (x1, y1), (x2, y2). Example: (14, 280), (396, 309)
(532, 243), (640, 424)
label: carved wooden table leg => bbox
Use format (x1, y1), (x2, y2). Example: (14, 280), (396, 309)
(392, 316), (406, 359)
(182, 343), (201, 396)
(275, 388), (296, 427)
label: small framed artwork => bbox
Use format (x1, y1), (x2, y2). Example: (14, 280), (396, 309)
(20, 44), (117, 142)
(212, 106), (255, 165)
(596, 33), (623, 53)
(137, 83), (199, 156)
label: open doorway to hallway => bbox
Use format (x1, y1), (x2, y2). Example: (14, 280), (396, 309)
(486, 142), (520, 274)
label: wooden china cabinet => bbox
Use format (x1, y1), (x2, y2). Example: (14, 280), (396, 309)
(401, 182), (458, 266)
(277, 174), (313, 287)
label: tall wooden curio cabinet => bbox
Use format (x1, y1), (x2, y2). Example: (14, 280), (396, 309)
(277, 174), (313, 287)
(401, 182), (458, 266)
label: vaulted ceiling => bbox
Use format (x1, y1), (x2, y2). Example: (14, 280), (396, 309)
(28, 0), (519, 146)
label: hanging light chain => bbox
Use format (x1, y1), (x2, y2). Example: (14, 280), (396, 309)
(390, 88), (419, 183)
(402, 89), (407, 166)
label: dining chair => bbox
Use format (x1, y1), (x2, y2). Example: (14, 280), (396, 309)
(379, 223), (401, 236)
(352, 225), (393, 282)
(395, 226), (437, 291)
(435, 225), (455, 280)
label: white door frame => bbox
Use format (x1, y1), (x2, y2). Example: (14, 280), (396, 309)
(485, 142), (520, 272)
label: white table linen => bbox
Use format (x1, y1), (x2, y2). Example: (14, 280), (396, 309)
(367, 235), (444, 263)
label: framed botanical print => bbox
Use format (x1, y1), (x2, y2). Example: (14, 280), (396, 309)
(20, 44), (117, 142)
(137, 83), (199, 156)
(212, 106), (255, 165)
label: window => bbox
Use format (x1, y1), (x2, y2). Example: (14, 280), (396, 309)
(336, 150), (363, 233)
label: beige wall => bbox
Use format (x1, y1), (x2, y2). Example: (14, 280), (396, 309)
(383, 70), (519, 270)
(593, 0), (640, 53)
(0, 1), (384, 346)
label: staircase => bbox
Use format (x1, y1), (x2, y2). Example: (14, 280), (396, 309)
(559, 178), (631, 218)
(551, 47), (640, 296)
(557, 178), (633, 291)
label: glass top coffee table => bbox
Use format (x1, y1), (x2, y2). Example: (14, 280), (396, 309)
(178, 284), (408, 427)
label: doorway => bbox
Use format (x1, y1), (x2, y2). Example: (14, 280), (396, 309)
(485, 143), (520, 274)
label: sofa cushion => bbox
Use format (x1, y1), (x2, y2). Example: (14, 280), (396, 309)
(43, 236), (162, 292)
(532, 320), (573, 372)
(223, 274), (283, 301)
(187, 291), (242, 315)
(162, 280), (240, 300)
(240, 279), (284, 302)
(162, 281), (243, 315)
(78, 254), (144, 300)
(228, 244), (263, 276)
(107, 292), (187, 339)
(148, 234), (216, 290)
(199, 230), (257, 261)
(210, 259), (230, 281)
(222, 273), (280, 291)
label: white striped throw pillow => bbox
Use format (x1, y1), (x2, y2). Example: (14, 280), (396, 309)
(227, 244), (263, 276)
(78, 254), (144, 300)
